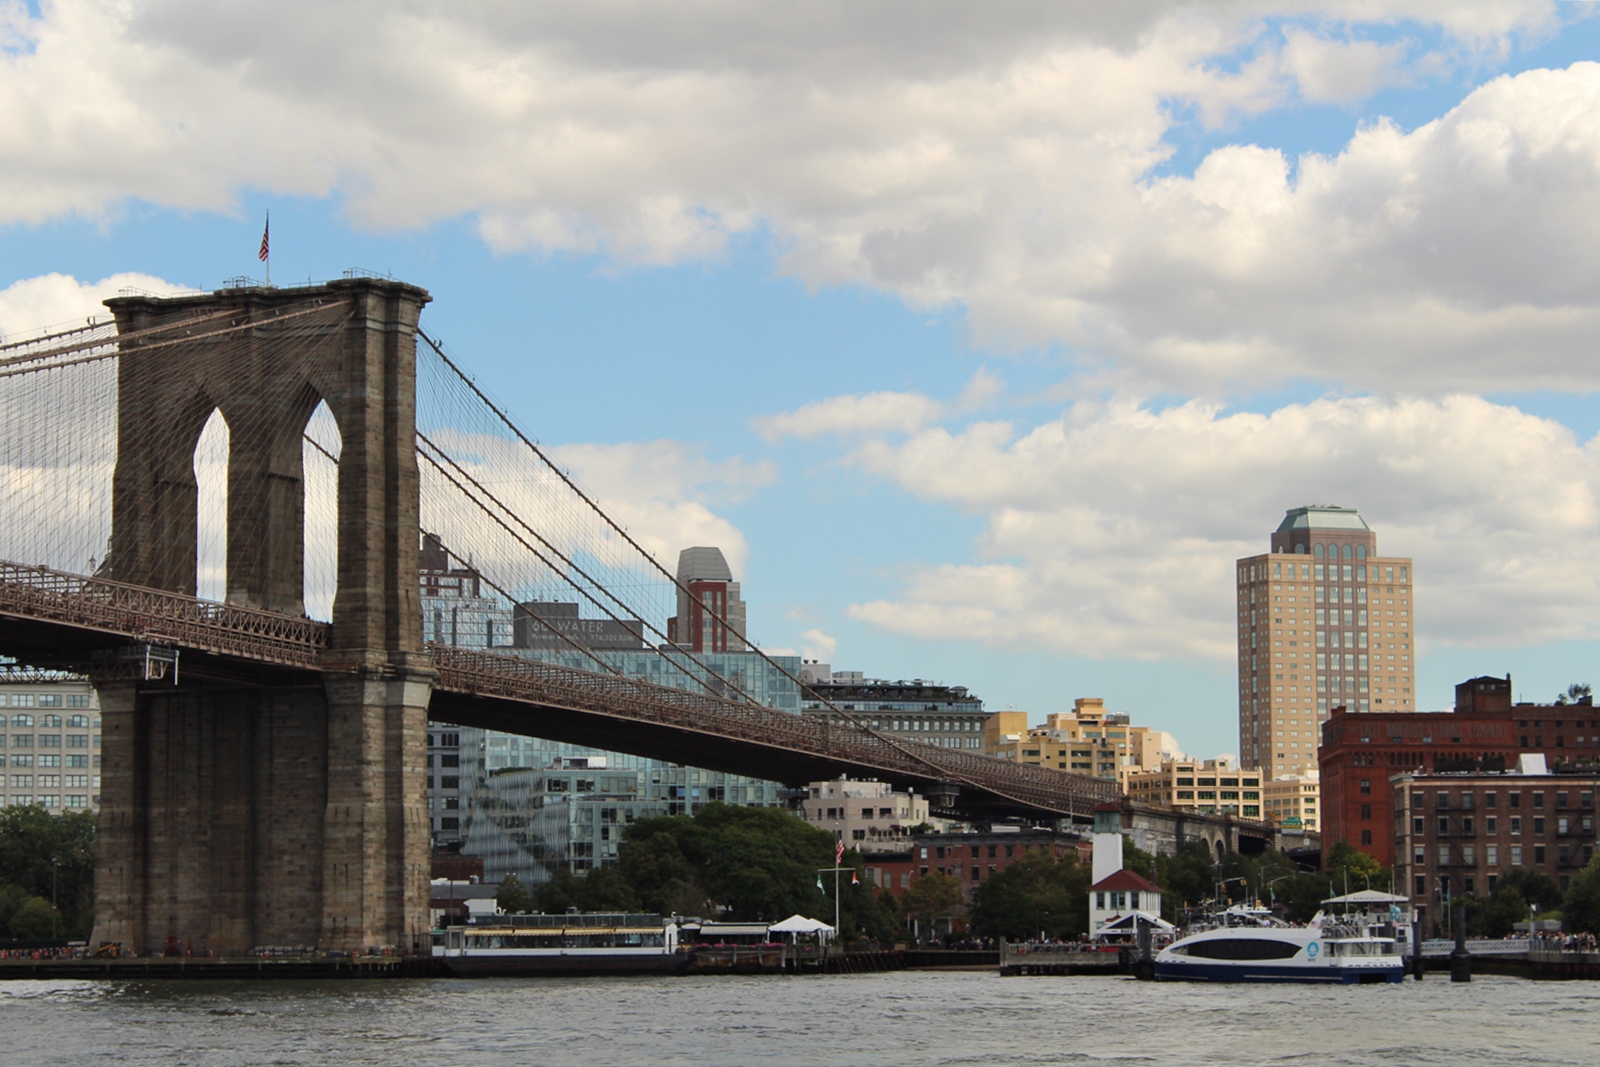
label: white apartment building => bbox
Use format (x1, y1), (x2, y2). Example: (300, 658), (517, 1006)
(0, 671), (100, 814)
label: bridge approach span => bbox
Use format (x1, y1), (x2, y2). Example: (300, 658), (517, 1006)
(0, 561), (1117, 822)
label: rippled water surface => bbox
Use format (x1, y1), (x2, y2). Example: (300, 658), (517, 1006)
(1, 972), (1595, 1066)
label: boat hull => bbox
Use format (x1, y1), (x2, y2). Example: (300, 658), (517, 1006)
(1154, 960), (1404, 984)
(439, 952), (690, 978)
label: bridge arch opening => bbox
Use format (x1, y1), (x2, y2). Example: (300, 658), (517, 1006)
(194, 407), (230, 602)
(302, 398), (341, 622)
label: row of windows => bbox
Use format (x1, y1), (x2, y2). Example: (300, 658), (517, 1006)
(2, 734), (95, 748)
(0, 715), (93, 728)
(1, 694), (93, 709)
(1418, 842), (1595, 869)
(1416, 814), (1594, 836)
(9, 775), (94, 788)
(814, 806), (905, 820)
(9, 755), (92, 767)
(1420, 872), (1579, 897)
(1, 795), (92, 808)
(1417, 790), (1593, 810)
(1248, 557), (1410, 580)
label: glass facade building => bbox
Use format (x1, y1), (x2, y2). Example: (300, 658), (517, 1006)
(422, 549), (799, 887)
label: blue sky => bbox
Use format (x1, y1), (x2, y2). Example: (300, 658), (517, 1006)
(4, 2), (1600, 757)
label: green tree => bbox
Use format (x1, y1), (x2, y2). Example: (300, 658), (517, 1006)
(1466, 882), (1550, 938)
(1500, 868), (1563, 914)
(968, 850), (1089, 940)
(7, 896), (58, 939)
(1121, 838), (1157, 881)
(0, 805), (95, 938)
(1277, 873), (1334, 924)
(616, 803), (833, 922)
(495, 872), (535, 915)
(1555, 683), (1592, 706)
(1326, 841), (1389, 892)
(1562, 852), (1600, 935)
(847, 885), (900, 945)
(1154, 841), (1217, 921)
(900, 871), (966, 941)
(617, 828), (710, 917)
(532, 865), (640, 914)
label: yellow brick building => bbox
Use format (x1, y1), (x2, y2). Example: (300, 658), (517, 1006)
(1121, 758), (1263, 819)
(1261, 770), (1319, 831)
(984, 698), (1181, 782)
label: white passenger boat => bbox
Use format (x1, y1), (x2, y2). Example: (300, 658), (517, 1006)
(1154, 904), (1405, 984)
(434, 911), (686, 976)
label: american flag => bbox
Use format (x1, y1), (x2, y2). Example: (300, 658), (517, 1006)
(258, 215), (270, 262)
(835, 834), (844, 864)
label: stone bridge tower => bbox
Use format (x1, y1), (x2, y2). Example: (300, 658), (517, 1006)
(91, 278), (434, 955)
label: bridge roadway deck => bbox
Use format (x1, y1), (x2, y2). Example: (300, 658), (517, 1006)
(0, 562), (1118, 820)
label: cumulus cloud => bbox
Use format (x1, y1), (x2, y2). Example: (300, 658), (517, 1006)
(754, 368), (1003, 441)
(1279, 28), (1411, 104)
(0, 2), (1583, 393)
(0, 271), (193, 339)
(754, 391), (944, 441)
(838, 393), (1600, 660)
(799, 627), (838, 662)
(550, 440), (773, 577)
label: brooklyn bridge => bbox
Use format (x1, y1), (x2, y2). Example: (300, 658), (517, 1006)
(0, 275), (1144, 955)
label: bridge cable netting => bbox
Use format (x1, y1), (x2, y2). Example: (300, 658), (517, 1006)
(412, 331), (957, 778)
(0, 293), (1117, 814)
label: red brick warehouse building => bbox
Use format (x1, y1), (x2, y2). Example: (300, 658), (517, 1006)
(1320, 675), (1600, 867)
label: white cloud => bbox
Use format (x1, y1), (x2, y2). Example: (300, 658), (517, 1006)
(799, 627), (838, 662)
(755, 368), (1003, 441)
(1280, 28), (1410, 104)
(550, 440), (773, 577)
(1, 2), (1583, 394)
(754, 391), (944, 441)
(0, 271), (193, 340)
(840, 392), (1600, 660)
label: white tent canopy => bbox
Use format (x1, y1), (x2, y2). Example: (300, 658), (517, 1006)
(1323, 890), (1411, 906)
(769, 914), (834, 934)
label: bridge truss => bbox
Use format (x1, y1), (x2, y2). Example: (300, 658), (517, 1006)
(0, 285), (1123, 822)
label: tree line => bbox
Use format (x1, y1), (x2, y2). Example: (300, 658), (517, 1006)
(0, 805), (95, 940)
(10, 797), (1600, 946)
(495, 803), (902, 942)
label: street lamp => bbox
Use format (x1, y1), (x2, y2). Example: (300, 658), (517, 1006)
(1266, 875), (1291, 912)
(815, 865), (852, 949)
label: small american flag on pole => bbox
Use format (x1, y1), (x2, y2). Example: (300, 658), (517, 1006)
(258, 213), (270, 262)
(835, 834), (844, 864)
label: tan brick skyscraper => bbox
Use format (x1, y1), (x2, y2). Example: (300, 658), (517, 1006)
(1237, 506), (1415, 779)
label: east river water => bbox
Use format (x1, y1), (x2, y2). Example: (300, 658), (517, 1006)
(1, 972), (1596, 1066)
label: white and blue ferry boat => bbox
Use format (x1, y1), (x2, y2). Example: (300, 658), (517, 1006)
(1154, 902), (1405, 984)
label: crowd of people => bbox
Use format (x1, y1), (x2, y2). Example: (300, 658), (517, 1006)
(1527, 930), (1599, 953)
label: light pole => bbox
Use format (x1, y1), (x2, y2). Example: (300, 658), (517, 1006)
(816, 866), (851, 949)
(1266, 875), (1291, 912)
(51, 857), (59, 940)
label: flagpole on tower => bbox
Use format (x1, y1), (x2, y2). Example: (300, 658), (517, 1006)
(259, 211), (271, 287)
